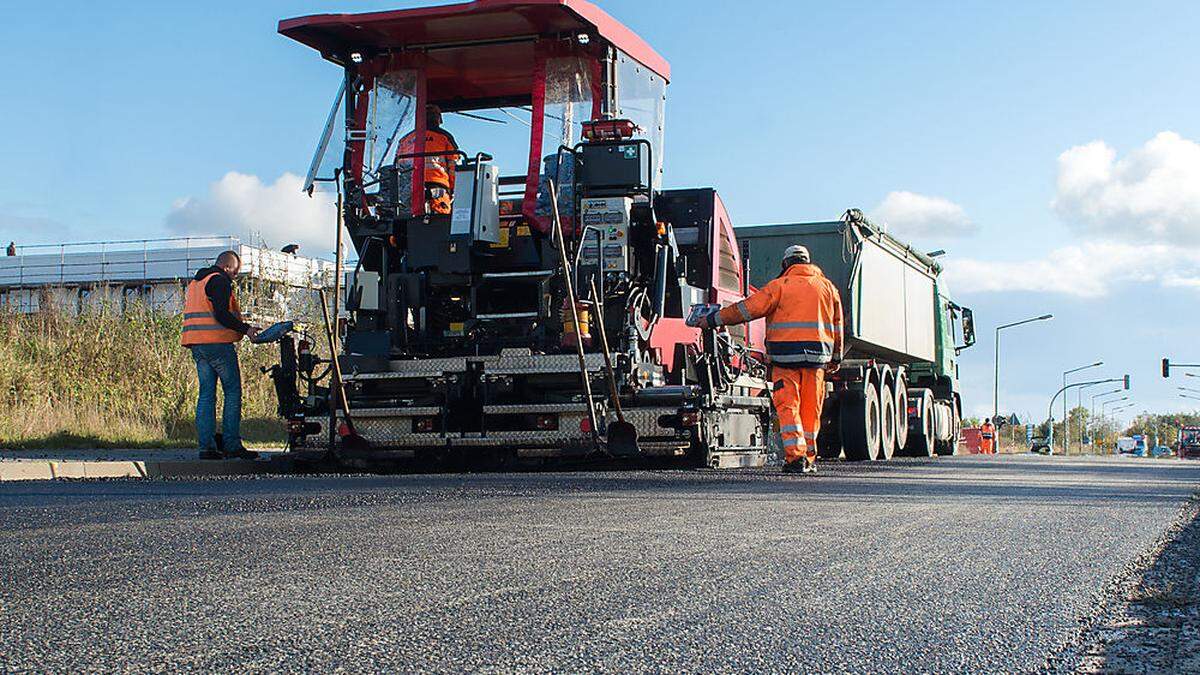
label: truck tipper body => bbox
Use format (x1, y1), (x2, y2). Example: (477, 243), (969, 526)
(736, 212), (976, 459)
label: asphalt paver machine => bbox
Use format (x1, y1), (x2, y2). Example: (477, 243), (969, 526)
(269, 0), (772, 469)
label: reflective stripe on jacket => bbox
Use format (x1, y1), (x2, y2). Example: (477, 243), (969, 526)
(716, 263), (844, 367)
(180, 272), (243, 346)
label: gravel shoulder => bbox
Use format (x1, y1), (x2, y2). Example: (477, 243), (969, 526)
(1049, 494), (1200, 673)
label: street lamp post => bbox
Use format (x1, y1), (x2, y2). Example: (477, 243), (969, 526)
(1101, 397), (1129, 429)
(1108, 401), (1134, 446)
(1101, 397), (1128, 414)
(1076, 382), (1103, 447)
(1091, 389), (1123, 440)
(993, 314), (1054, 420)
(1047, 376), (1128, 453)
(1063, 361), (1104, 452)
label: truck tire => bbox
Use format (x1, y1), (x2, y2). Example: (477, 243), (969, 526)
(841, 382), (881, 461)
(817, 392), (843, 459)
(935, 408), (961, 456)
(878, 380), (896, 460)
(904, 391), (934, 457)
(893, 376), (909, 455)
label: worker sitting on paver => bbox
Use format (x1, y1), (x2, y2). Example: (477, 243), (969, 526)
(395, 104), (460, 215)
(180, 251), (261, 460)
(981, 419), (996, 454)
(687, 245), (844, 474)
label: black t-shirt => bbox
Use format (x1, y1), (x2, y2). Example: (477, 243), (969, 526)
(194, 266), (249, 334)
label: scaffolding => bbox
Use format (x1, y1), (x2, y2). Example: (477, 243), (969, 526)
(0, 236), (336, 320)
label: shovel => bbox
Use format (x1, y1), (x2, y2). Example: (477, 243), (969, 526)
(588, 278), (639, 456)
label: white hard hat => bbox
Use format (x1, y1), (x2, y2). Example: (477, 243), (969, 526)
(783, 244), (810, 264)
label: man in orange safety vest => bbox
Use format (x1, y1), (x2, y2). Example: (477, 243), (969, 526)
(395, 105), (460, 215)
(687, 244), (843, 474)
(181, 250), (260, 460)
(981, 419), (996, 454)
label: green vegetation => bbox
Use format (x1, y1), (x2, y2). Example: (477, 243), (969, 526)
(0, 301), (293, 449)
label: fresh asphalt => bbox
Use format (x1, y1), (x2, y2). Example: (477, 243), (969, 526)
(1, 454), (1197, 672)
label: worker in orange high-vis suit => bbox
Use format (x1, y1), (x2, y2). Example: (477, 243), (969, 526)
(687, 244), (843, 474)
(980, 419), (996, 454)
(395, 105), (460, 215)
(181, 251), (260, 461)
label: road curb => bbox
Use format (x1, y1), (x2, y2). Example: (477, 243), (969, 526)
(0, 458), (276, 482)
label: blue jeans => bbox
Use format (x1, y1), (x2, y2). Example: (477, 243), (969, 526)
(190, 343), (242, 451)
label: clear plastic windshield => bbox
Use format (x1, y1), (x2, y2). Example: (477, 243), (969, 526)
(304, 76), (346, 193)
(303, 71), (418, 193)
(364, 70), (418, 191)
(615, 51), (667, 189)
(533, 57), (596, 227)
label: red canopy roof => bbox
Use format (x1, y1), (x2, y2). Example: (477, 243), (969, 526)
(279, 0), (670, 83)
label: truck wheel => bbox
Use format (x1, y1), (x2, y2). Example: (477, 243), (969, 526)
(841, 382), (881, 461)
(817, 392), (842, 459)
(935, 408), (961, 456)
(893, 379), (909, 455)
(878, 381), (896, 460)
(904, 393), (934, 457)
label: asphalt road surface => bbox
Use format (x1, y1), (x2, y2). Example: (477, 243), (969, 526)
(2, 454), (1198, 672)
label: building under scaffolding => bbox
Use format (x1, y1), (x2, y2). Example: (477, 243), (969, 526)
(0, 236), (336, 322)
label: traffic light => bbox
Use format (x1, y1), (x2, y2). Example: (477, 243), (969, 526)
(1124, 374), (1131, 390)
(1163, 358), (1171, 378)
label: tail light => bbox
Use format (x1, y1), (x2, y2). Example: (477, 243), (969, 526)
(582, 118), (637, 141)
(414, 417), (437, 433)
(580, 417), (592, 434)
(535, 414), (559, 431)
(679, 411), (700, 427)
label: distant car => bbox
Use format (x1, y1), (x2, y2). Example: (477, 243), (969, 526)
(1180, 426), (1200, 459)
(1151, 445), (1175, 458)
(1029, 439), (1052, 455)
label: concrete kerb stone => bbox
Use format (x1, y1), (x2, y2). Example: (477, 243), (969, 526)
(0, 457), (275, 481)
(0, 461), (56, 481)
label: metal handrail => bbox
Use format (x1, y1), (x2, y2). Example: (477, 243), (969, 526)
(9, 235), (241, 254)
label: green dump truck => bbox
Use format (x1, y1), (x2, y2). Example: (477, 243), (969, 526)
(735, 210), (976, 460)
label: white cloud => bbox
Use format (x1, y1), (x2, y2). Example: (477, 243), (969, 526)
(945, 241), (1200, 298)
(1053, 131), (1200, 245)
(871, 191), (977, 239)
(166, 172), (338, 256)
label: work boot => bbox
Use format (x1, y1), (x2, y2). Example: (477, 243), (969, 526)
(198, 448), (223, 461)
(802, 457), (818, 474)
(782, 460), (806, 474)
(223, 446), (259, 461)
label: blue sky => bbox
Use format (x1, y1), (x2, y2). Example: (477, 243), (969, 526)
(3, 0), (1199, 423)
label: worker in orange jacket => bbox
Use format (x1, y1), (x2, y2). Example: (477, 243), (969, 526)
(687, 245), (844, 474)
(396, 105), (459, 215)
(980, 419), (996, 454)
(181, 251), (260, 461)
